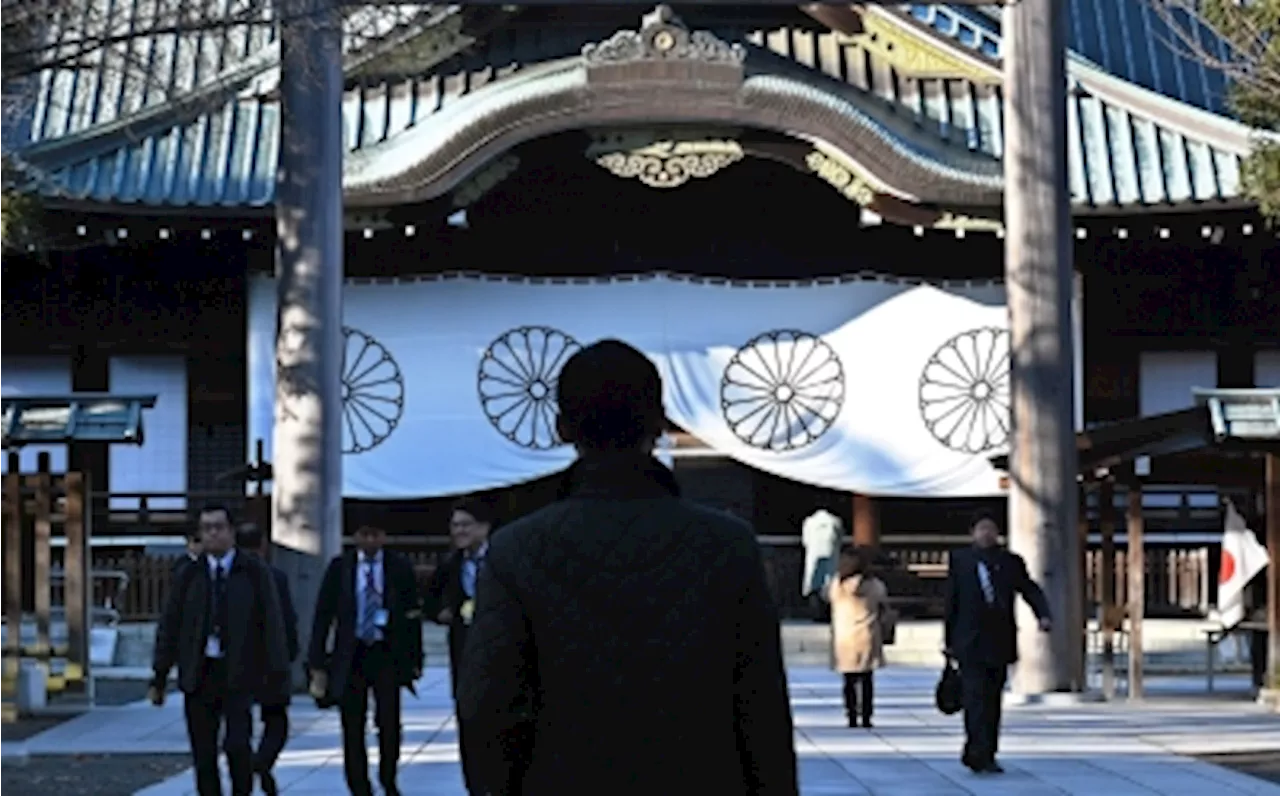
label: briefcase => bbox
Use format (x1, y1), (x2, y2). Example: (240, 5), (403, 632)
(935, 659), (962, 715)
(880, 608), (899, 646)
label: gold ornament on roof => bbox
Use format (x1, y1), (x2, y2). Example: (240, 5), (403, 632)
(591, 139), (744, 188)
(806, 151), (875, 206)
(844, 11), (998, 84)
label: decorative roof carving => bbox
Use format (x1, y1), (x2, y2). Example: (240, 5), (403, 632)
(587, 132), (744, 188)
(582, 5), (745, 67)
(845, 10), (999, 84)
(805, 150), (876, 206)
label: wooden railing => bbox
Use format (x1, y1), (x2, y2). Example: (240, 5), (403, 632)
(79, 535), (1211, 622)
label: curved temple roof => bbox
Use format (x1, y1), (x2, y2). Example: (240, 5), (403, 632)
(7, 3), (1261, 214)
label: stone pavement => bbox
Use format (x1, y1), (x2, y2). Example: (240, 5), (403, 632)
(12, 666), (1280, 795)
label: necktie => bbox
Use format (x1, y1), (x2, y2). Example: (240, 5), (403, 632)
(977, 560), (996, 605)
(359, 561), (381, 641)
(211, 563), (228, 646)
(463, 551), (484, 599)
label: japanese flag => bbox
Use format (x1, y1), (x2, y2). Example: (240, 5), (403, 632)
(1217, 501), (1268, 629)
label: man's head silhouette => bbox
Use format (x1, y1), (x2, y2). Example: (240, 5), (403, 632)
(555, 339), (664, 454)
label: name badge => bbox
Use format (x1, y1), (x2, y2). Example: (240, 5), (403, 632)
(460, 600), (476, 626)
(373, 609), (389, 628)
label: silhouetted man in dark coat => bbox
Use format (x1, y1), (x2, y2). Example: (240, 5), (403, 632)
(944, 512), (1052, 775)
(458, 340), (798, 796)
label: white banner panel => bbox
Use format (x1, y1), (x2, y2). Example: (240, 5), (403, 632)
(109, 356), (188, 510)
(244, 273), (1085, 499)
(1139, 351), (1218, 416)
(0, 356), (71, 474)
(248, 274), (1041, 499)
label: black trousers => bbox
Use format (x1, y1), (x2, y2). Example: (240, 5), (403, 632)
(841, 672), (874, 722)
(1251, 630), (1269, 688)
(340, 642), (402, 796)
(959, 662), (1007, 768)
(255, 702), (289, 772)
(184, 658), (255, 796)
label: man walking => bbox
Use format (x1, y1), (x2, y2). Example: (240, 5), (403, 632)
(236, 524), (298, 795)
(150, 505), (291, 796)
(944, 512), (1052, 774)
(425, 496), (494, 795)
(309, 525), (423, 796)
(458, 339), (798, 796)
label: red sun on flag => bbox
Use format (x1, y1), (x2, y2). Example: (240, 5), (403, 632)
(1219, 549), (1236, 584)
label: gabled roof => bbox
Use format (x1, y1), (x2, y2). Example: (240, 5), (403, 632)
(5, 3), (1263, 214)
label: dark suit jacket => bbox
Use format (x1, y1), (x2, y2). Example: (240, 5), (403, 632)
(457, 456), (798, 796)
(424, 550), (471, 697)
(308, 549), (424, 701)
(153, 550), (291, 701)
(944, 546), (1051, 666)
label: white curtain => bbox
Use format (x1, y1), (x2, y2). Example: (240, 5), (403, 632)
(0, 356), (72, 474)
(248, 273), (1043, 499)
(108, 356), (188, 510)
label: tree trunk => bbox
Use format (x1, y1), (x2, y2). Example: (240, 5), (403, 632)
(1003, 0), (1079, 695)
(273, 0), (345, 687)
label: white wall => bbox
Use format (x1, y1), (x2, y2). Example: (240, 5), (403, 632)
(0, 356), (72, 473)
(1139, 351), (1218, 416)
(108, 356), (188, 510)
(1255, 350), (1280, 388)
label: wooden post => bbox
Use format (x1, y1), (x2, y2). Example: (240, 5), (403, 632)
(1004, 0), (1079, 695)
(63, 471), (90, 697)
(1073, 480), (1088, 690)
(2, 455), (22, 722)
(1100, 478), (1116, 700)
(274, 0), (345, 688)
(31, 453), (53, 692)
(852, 493), (879, 549)
(1127, 484), (1145, 700)
(1266, 454), (1280, 699)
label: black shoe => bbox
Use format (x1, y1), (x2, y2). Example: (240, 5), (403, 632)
(847, 715), (858, 728)
(258, 769), (278, 796)
(381, 782), (401, 796)
(978, 761), (1005, 774)
(861, 719), (874, 729)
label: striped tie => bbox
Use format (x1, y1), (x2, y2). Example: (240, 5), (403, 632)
(359, 562), (381, 641)
(977, 561), (996, 605)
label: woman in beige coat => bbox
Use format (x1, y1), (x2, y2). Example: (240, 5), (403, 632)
(828, 547), (889, 727)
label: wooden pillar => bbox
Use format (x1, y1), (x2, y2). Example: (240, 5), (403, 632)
(2, 454), (22, 722)
(63, 471), (90, 699)
(1127, 484), (1145, 700)
(273, 0), (345, 688)
(852, 493), (879, 549)
(31, 453), (52, 692)
(1004, 0), (1079, 695)
(1099, 478), (1117, 700)
(1266, 454), (1280, 699)
(1072, 480), (1087, 690)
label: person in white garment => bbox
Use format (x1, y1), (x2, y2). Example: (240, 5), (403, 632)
(801, 508), (844, 621)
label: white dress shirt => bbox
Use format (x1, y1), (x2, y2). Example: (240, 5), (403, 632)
(356, 550), (385, 642)
(205, 550), (236, 658)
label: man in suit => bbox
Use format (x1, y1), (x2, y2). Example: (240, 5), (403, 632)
(236, 524), (298, 796)
(944, 512), (1052, 775)
(308, 525), (423, 796)
(424, 496), (494, 795)
(458, 340), (798, 796)
(150, 505), (291, 796)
